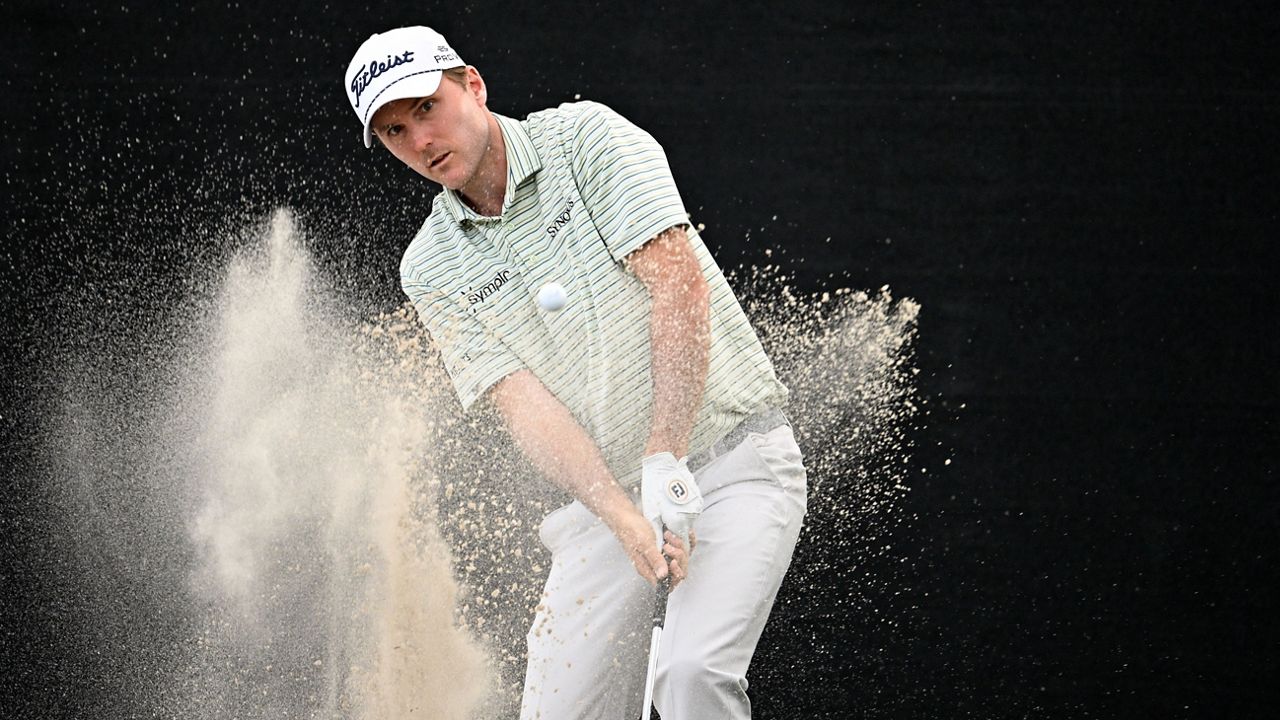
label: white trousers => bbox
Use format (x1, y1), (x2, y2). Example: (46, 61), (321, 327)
(520, 424), (808, 720)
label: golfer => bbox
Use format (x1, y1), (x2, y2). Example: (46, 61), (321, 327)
(345, 26), (808, 719)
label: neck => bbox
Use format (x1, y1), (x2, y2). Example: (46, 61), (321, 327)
(458, 114), (507, 217)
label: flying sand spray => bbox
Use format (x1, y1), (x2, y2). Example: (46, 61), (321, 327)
(46, 208), (921, 717)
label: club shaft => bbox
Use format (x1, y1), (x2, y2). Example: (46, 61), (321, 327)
(641, 624), (662, 720)
(642, 577), (671, 719)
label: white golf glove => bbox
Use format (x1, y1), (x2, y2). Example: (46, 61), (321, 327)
(641, 452), (704, 553)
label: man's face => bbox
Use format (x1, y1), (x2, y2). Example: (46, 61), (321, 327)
(370, 68), (493, 192)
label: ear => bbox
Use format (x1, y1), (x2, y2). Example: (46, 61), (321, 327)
(466, 66), (488, 107)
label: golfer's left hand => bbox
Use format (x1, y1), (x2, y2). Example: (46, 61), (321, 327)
(663, 528), (697, 590)
(641, 452), (705, 551)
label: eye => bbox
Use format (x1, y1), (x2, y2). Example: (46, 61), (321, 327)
(417, 99), (434, 113)
(384, 124), (403, 138)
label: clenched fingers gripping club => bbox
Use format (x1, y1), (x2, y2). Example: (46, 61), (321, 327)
(639, 453), (704, 719)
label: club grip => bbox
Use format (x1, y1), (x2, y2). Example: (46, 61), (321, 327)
(652, 573), (670, 627)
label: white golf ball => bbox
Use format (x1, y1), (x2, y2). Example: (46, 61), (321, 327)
(537, 282), (568, 311)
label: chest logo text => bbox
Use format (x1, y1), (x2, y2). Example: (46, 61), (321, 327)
(465, 270), (514, 307)
(546, 199), (575, 237)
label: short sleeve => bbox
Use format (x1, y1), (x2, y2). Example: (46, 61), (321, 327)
(568, 102), (691, 264)
(402, 272), (525, 411)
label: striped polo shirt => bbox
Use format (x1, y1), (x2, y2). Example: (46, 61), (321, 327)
(400, 101), (787, 488)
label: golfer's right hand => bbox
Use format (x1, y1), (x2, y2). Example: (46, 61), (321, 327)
(611, 508), (668, 587)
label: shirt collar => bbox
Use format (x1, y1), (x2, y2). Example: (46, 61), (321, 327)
(440, 112), (542, 226)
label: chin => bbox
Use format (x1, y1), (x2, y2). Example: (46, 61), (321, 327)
(419, 168), (450, 187)
(435, 170), (472, 192)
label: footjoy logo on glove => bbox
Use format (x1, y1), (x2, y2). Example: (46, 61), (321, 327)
(666, 478), (693, 504)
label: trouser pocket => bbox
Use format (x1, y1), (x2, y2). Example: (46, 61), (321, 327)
(694, 424), (808, 511)
(537, 500), (599, 554)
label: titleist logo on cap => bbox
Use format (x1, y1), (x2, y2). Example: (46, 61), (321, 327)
(350, 50), (416, 108)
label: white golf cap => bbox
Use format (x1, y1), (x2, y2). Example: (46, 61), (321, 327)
(344, 26), (465, 148)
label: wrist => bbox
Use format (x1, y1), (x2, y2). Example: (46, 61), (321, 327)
(644, 436), (687, 458)
(643, 450), (678, 466)
(594, 483), (643, 532)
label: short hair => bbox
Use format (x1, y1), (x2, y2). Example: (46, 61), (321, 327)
(442, 66), (470, 87)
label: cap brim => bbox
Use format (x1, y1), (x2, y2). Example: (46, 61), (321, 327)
(360, 70), (445, 148)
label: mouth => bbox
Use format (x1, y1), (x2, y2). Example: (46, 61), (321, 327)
(428, 152), (450, 170)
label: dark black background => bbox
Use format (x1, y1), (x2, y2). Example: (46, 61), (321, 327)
(3, 1), (1277, 718)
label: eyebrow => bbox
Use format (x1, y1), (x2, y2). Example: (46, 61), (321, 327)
(377, 94), (440, 134)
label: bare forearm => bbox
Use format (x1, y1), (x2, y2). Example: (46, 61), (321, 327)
(645, 274), (710, 457)
(630, 226), (711, 458)
(490, 370), (636, 530)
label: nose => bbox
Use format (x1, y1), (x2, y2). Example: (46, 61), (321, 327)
(406, 120), (433, 155)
